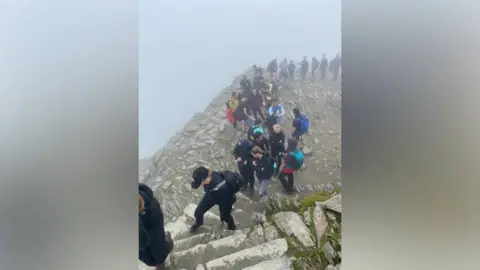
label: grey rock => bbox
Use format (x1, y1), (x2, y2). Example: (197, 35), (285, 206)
(272, 211), (315, 248)
(302, 146), (313, 156)
(242, 256), (293, 270)
(250, 211), (267, 226)
(263, 222), (280, 242)
(313, 202), (328, 247)
(322, 241), (337, 265)
(320, 194), (342, 213)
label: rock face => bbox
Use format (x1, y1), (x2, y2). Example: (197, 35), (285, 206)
(139, 66), (342, 269)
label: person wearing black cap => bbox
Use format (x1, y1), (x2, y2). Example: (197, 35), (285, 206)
(189, 166), (243, 233)
(139, 183), (174, 270)
(253, 131), (270, 153)
(233, 139), (255, 190)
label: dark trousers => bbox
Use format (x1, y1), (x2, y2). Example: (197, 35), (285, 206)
(301, 70), (307, 80)
(333, 69), (339, 81)
(238, 162), (255, 188)
(193, 190), (236, 228)
(278, 171), (294, 193)
(250, 107), (265, 121)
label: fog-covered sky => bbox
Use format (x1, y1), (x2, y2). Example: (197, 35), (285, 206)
(139, 0), (341, 158)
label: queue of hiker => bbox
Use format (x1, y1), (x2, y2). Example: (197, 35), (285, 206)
(139, 55), (340, 269)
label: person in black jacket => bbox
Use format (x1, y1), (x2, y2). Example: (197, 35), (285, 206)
(240, 75), (252, 95)
(233, 139), (255, 189)
(247, 89), (265, 121)
(252, 131), (270, 153)
(251, 146), (277, 198)
(139, 184), (174, 270)
(269, 124), (286, 175)
(300, 56), (309, 81)
(189, 167), (239, 232)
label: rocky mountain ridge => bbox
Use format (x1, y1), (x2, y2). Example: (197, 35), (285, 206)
(139, 66), (342, 269)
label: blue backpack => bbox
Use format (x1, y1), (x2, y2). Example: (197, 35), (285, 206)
(296, 115), (310, 136)
(288, 148), (304, 170)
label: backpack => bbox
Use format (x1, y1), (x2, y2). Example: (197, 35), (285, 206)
(296, 115), (310, 136)
(221, 171), (244, 193)
(287, 149), (304, 170)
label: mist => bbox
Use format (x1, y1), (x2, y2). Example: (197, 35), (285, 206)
(139, 0), (341, 158)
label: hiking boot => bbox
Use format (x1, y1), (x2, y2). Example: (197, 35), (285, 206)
(189, 223), (202, 233)
(226, 222), (237, 231)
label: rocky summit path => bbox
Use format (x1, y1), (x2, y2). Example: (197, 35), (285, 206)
(139, 68), (342, 270)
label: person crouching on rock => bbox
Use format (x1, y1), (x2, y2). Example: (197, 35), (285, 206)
(233, 139), (255, 190)
(251, 146), (277, 198)
(139, 183), (174, 270)
(277, 138), (305, 194)
(190, 167), (243, 232)
(269, 124), (286, 175)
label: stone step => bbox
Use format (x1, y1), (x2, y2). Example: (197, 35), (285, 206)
(169, 230), (250, 269)
(204, 238), (289, 270)
(242, 256), (293, 270)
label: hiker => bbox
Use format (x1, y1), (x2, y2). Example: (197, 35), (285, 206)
(269, 78), (279, 98)
(240, 75), (252, 96)
(247, 119), (265, 142)
(278, 138), (304, 194)
(332, 54), (341, 81)
(251, 146), (277, 198)
(320, 54), (328, 79)
(291, 108), (310, 140)
(267, 59), (278, 80)
(252, 131), (270, 153)
(265, 113), (277, 135)
(300, 56), (309, 81)
(233, 139), (255, 189)
(279, 58), (289, 86)
(233, 95), (251, 132)
(288, 60), (296, 83)
(311, 57), (319, 78)
(139, 183), (174, 270)
(268, 98), (285, 125)
(253, 65), (263, 77)
(247, 89), (265, 121)
(269, 124), (286, 175)
(190, 167), (243, 232)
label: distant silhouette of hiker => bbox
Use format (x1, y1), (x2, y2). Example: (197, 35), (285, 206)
(279, 58), (289, 86)
(300, 56), (309, 81)
(311, 57), (319, 78)
(332, 54), (341, 81)
(240, 75), (252, 96)
(320, 54), (328, 79)
(288, 60), (296, 84)
(267, 59), (278, 80)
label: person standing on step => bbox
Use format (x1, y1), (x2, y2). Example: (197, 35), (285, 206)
(247, 119), (265, 142)
(233, 139), (255, 189)
(247, 89), (266, 122)
(269, 124), (286, 175)
(291, 108), (310, 141)
(251, 146), (277, 198)
(278, 138), (304, 194)
(288, 60), (296, 85)
(189, 167), (244, 232)
(300, 56), (309, 81)
(268, 98), (286, 125)
(252, 131), (270, 153)
(139, 183), (174, 270)
(320, 54), (328, 79)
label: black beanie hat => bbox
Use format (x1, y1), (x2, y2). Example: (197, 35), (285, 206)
(191, 166), (209, 189)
